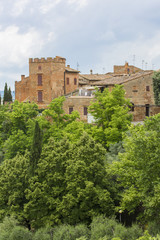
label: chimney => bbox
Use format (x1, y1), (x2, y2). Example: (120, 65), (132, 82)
(67, 65), (70, 68)
(21, 75), (25, 81)
(90, 69), (93, 75)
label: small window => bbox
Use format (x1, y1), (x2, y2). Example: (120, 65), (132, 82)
(131, 103), (134, 112)
(84, 107), (88, 115)
(67, 78), (69, 85)
(38, 74), (42, 86)
(74, 78), (77, 85)
(38, 66), (41, 70)
(146, 86), (150, 91)
(146, 104), (150, 117)
(38, 91), (43, 102)
(69, 107), (73, 114)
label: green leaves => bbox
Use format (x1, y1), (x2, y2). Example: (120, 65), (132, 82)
(153, 71), (160, 105)
(89, 85), (132, 148)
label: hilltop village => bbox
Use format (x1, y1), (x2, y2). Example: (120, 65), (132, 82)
(15, 56), (160, 122)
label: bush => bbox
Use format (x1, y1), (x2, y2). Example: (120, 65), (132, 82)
(90, 216), (118, 240)
(90, 215), (142, 240)
(148, 221), (160, 236)
(33, 228), (51, 240)
(0, 216), (19, 240)
(52, 224), (89, 240)
(8, 226), (32, 240)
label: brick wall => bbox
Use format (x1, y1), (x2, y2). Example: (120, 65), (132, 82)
(15, 57), (79, 108)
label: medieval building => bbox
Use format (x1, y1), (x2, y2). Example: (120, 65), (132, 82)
(15, 56), (79, 109)
(15, 58), (160, 122)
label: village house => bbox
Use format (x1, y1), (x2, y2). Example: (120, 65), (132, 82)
(15, 58), (160, 122)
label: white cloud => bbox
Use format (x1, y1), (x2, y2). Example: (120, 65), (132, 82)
(0, 25), (45, 67)
(11, 0), (31, 17)
(67, 0), (88, 10)
(39, 0), (62, 14)
(94, 31), (160, 73)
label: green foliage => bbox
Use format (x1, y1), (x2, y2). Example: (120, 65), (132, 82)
(32, 228), (51, 240)
(30, 121), (42, 174)
(24, 133), (114, 228)
(0, 216), (18, 240)
(91, 215), (142, 240)
(112, 113), (160, 222)
(8, 226), (32, 240)
(52, 224), (89, 240)
(153, 71), (160, 105)
(3, 130), (29, 159)
(89, 85), (132, 148)
(3, 83), (12, 104)
(0, 153), (30, 224)
(90, 215), (142, 240)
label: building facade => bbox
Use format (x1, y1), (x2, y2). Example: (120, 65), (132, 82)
(15, 56), (79, 108)
(15, 59), (160, 122)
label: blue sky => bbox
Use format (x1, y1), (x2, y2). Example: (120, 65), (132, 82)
(0, 0), (160, 90)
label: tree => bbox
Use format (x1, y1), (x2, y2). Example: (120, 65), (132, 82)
(3, 83), (8, 104)
(3, 83), (12, 104)
(30, 121), (42, 174)
(0, 153), (31, 228)
(153, 71), (160, 105)
(112, 113), (160, 224)
(89, 85), (132, 148)
(24, 133), (114, 228)
(8, 87), (12, 102)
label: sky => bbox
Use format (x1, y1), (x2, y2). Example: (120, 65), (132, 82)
(0, 0), (160, 90)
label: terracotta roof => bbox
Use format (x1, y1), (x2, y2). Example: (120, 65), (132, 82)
(91, 71), (153, 86)
(65, 67), (79, 73)
(80, 74), (113, 81)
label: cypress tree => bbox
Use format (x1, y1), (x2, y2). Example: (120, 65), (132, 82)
(8, 87), (12, 102)
(3, 83), (8, 104)
(30, 121), (42, 174)
(0, 94), (1, 105)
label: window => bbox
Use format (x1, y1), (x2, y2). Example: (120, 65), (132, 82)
(84, 107), (88, 115)
(146, 86), (150, 91)
(38, 91), (43, 102)
(131, 103), (134, 112)
(38, 74), (42, 86)
(74, 78), (77, 85)
(67, 78), (69, 85)
(146, 104), (150, 117)
(69, 107), (73, 114)
(132, 86), (138, 92)
(38, 66), (41, 70)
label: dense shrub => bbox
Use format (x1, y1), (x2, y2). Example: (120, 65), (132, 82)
(52, 224), (89, 240)
(8, 226), (32, 240)
(33, 228), (51, 240)
(90, 215), (142, 240)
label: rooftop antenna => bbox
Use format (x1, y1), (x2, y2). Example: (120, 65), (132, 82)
(142, 60), (144, 70)
(102, 67), (105, 74)
(133, 54), (135, 73)
(77, 62), (79, 71)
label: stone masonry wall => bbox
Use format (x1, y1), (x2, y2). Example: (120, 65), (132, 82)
(63, 96), (93, 121)
(123, 72), (154, 105)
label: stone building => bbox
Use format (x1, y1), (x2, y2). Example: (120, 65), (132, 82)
(15, 56), (79, 108)
(15, 59), (160, 122)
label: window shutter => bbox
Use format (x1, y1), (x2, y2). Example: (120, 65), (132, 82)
(38, 91), (43, 102)
(38, 75), (42, 86)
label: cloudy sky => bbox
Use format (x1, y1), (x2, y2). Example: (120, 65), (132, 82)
(0, 0), (160, 90)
